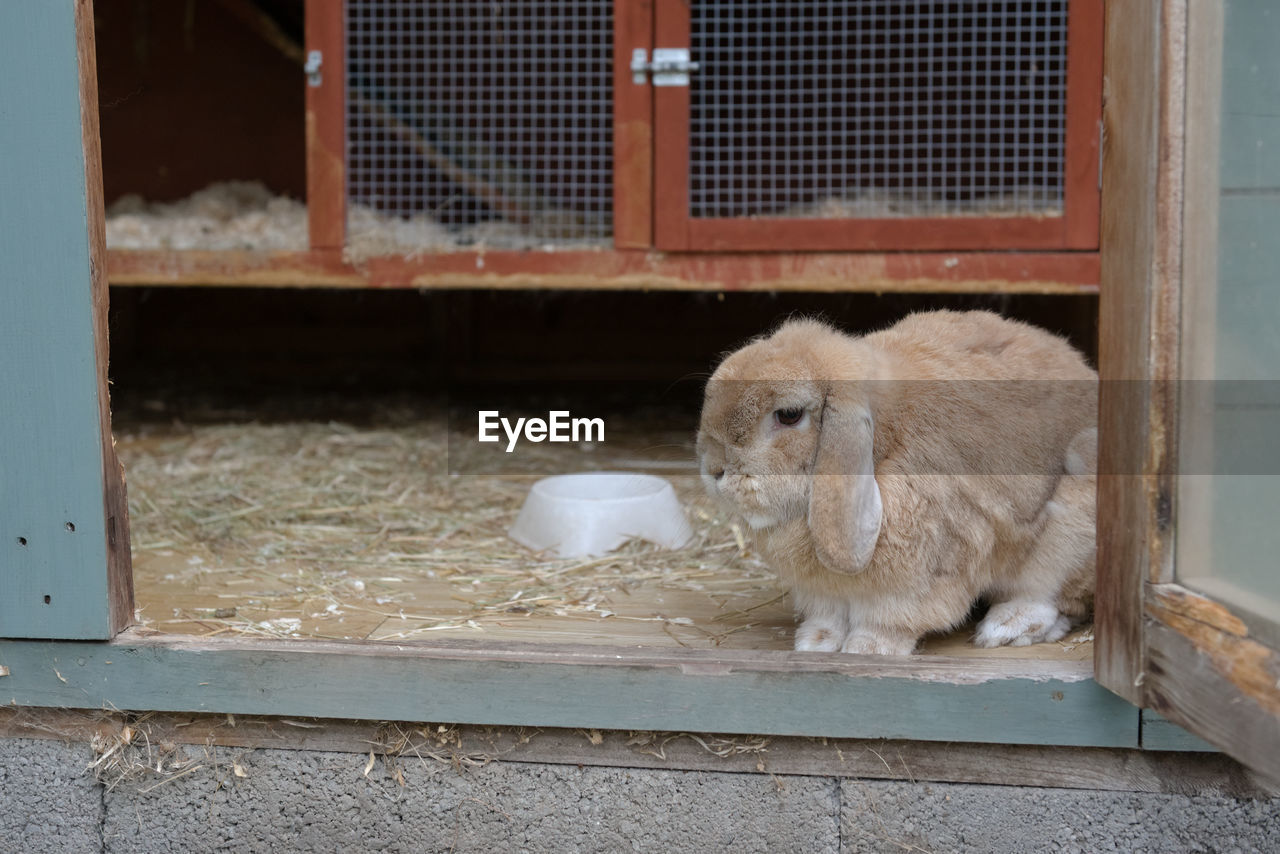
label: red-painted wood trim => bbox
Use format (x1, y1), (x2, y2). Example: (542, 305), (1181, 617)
(1063, 0), (1105, 249)
(107, 248), (1099, 294)
(305, 0), (346, 251)
(652, 2), (1103, 253)
(652, 0), (692, 251)
(612, 0), (654, 249)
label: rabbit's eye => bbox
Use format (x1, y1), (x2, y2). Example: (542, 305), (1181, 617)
(775, 408), (805, 427)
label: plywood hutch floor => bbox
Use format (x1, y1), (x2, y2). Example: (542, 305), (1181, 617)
(115, 401), (1093, 662)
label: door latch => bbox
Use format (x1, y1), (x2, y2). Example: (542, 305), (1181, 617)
(631, 48), (700, 87)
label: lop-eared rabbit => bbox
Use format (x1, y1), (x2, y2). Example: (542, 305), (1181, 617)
(697, 310), (1097, 654)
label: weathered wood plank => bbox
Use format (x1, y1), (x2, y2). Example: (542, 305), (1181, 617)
(1142, 0), (1280, 784)
(0, 630), (1137, 747)
(0, 0), (132, 639)
(6, 708), (1272, 796)
(1095, 0), (1186, 704)
(1148, 584), (1280, 714)
(1094, 0), (1158, 705)
(104, 248), (1101, 293)
(1141, 709), (1217, 753)
(1147, 0), (1189, 577)
(76, 0), (134, 633)
(1143, 593), (1280, 781)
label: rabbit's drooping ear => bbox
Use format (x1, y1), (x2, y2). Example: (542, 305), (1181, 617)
(807, 401), (882, 575)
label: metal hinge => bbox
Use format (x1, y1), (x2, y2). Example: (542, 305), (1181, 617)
(305, 50), (323, 87)
(631, 48), (700, 87)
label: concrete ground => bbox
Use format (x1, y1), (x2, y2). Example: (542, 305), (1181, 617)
(2, 738), (1277, 853)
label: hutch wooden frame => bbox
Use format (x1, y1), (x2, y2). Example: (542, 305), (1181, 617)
(105, 0), (1103, 292)
(3, 0), (1277, 781)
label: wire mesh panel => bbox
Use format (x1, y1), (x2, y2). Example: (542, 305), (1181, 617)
(346, 1), (613, 253)
(689, 1), (1070, 220)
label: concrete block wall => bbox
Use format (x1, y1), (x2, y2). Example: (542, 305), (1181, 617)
(0, 739), (102, 854)
(2, 738), (1278, 853)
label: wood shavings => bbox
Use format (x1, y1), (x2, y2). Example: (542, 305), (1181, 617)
(778, 188), (1062, 220)
(105, 180), (609, 256)
(106, 181), (307, 251)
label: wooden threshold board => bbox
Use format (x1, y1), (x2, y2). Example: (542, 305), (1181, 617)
(0, 627), (1134, 746)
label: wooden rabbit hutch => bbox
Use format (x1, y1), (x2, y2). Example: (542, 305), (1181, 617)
(96, 0), (1104, 650)
(4, 0), (1279, 787)
(102, 0), (1102, 291)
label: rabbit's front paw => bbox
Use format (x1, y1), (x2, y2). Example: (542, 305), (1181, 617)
(795, 618), (845, 652)
(975, 601), (1071, 648)
(840, 630), (917, 656)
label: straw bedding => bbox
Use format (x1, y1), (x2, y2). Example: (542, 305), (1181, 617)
(115, 398), (1092, 657)
(116, 403), (788, 646)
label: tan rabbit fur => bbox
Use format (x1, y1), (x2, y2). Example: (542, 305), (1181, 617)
(696, 310), (1097, 654)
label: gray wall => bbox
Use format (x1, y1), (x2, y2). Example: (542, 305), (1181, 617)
(3, 738), (1277, 854)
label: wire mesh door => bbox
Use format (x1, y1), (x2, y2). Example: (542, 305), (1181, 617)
(651, 0), (1103, 252)
(342, 1), (615, 255)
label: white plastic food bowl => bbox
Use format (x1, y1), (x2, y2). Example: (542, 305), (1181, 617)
(508, 472), (695, 558)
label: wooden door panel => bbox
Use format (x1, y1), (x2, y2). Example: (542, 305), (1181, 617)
(1096, 0), (1280, 781)
(652, 0), (1103, 253)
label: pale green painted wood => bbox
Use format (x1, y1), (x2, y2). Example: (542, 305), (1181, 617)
(0, 0), (115, 638)
(1173, 1), (1280, 632)
(1141, 710), (1219, 753)
(1221, 1), (1280, 122)
(1220, 3), (1280, 191)
(0, 637), (1140, 747)
(1218, 197), (1280, 374)
(1218, 115), (1280, 191)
